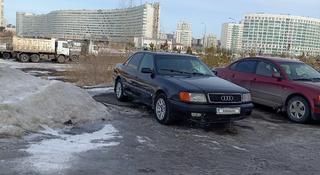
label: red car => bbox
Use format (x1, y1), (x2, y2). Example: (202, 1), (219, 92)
(216, 57), (320, 123)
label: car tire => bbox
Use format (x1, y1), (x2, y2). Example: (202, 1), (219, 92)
(57, 55), (66, 63)
(31, 54), (40, 63)
(20, 54), (30, 63)
(115, 79), (127, 102)
(154, 93), (174, 125)
(286, 96), (310, 123)
(70, 55), (79, 62)
(3, 52), (11, 59)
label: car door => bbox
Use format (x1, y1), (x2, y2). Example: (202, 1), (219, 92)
(250, 61), (285, 107)
(121, 53), (144, 96)
(136, 53), (156, 105)
(227, 59), (257, 90)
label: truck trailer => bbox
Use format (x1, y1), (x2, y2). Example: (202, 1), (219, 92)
(0, 36), (79, 63)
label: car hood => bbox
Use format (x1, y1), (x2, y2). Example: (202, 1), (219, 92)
(164, 76), (249, 93)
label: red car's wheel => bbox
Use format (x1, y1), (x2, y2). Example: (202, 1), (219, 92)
(287, 96), (310, 123)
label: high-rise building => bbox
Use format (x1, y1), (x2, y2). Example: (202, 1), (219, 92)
(220, 22), (243, 52)
(175, 21), (192, 47)
(242, 13), (320, 56)
(16, 3), (160, 43)
(203, 34), (217, 48)
(0, 0), (5, 27)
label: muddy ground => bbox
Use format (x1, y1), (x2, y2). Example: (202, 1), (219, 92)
(0, 91), (320, 175)
(0, 61), (320, 175)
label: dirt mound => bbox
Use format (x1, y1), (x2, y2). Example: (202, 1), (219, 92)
(0, 67), (108, 137)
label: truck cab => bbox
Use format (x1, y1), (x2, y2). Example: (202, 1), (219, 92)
(56, 41), (70, 57)
(89, 45), (99, 56)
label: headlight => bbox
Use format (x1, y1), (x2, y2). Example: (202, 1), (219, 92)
(242, 93), (252, 102)
(179, 92), (207, 103)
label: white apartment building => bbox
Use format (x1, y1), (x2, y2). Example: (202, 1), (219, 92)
(176, 21), (192, 48)
(203, 34), (217, 48)
(242, 13), (320, 56)
(16, 3), (160, 43)
(0, 0), (5, 27)
(220, 22), (243, 52)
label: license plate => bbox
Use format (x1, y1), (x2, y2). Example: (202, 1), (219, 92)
(216, 107), (241, 115)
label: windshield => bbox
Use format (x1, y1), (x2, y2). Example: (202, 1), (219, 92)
(155, 55), (213, 76)
(280, 62), (320, 81)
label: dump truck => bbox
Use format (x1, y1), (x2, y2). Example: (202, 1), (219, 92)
(0, 36), (79, 63)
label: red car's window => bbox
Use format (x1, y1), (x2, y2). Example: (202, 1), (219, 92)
(231, 60), (257, 73)
(256, 61), (280, 77)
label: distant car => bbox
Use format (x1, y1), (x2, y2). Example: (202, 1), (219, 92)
(113, 51), (253, 125)
(216, 57), (320, 123)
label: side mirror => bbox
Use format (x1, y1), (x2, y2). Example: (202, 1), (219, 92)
(141, 68), (153, 74)
(211, 69), (217, 75)
(272, 72), (282, 80)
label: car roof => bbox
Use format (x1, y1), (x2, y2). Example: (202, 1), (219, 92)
(136, 51), (196, 58)
(241, 56), (302, 63)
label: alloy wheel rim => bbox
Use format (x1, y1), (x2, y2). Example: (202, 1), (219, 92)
(289, 100), (306, 120)
(116, 82), (122, 99)
(156, 98), (166, 120)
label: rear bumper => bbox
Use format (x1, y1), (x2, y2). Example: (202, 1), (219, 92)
(168, 99), (254, 123)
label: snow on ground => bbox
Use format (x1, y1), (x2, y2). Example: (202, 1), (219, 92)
(27, 70), (52, 76)
(85, 87), (114, 97)
(22, 125), (122, 174)
(20, 124), (121, 174)
(0, 66), (108, 136)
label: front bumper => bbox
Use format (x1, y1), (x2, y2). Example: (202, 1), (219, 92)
(169, 99), (254, 123)
(311, 112), (320, 120)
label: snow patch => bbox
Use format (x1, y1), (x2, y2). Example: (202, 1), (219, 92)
(0, 67), (108, 136)
(232, 145), (248, 152)
(22, 124), (121, 173)
(136, 136), (156, 148)
(208, 140), (220, 145)
(27, 70), (52, 76)
(86, 87), (114, 97)
(46, 76), (65, 81)
(137, 136), (148, 144)
(193, 134), (210, 138)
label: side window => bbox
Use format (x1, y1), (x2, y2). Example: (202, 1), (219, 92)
(127, 53), (143, 70)
(256, 61), (280, 77)
(139, 54), (154, 71)
(232, 60), (257, 73)
(62, 43), (68, 48)
(281, 65), (291, 75)
(230, 62), (238, 70)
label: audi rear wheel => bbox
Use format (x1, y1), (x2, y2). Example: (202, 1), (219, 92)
(115, 79), (127, 102)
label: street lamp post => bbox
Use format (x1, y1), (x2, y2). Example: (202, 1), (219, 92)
(201, 22), (207, 48)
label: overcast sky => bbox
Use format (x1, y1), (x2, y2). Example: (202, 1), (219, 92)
(5, 0), (320, 38)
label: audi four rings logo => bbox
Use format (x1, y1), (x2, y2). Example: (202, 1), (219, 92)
(221, 96), (234, 101)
